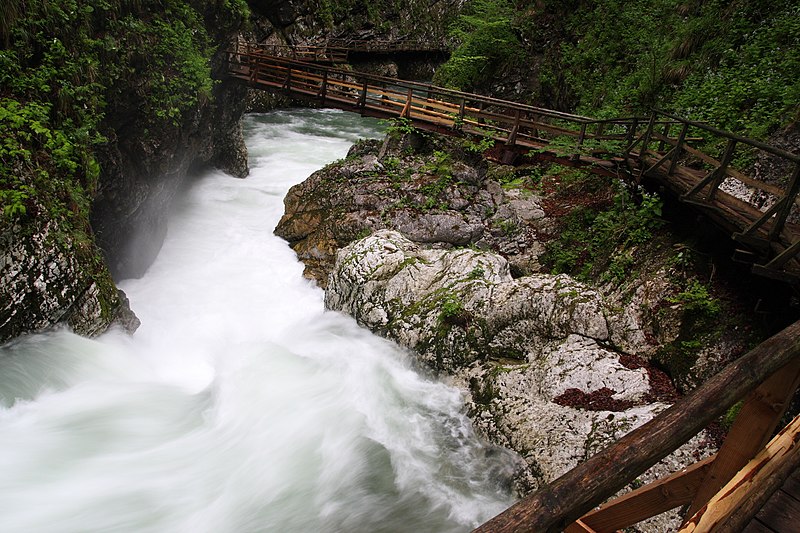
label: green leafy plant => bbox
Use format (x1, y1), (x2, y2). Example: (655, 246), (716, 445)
(542, 186), (664, 281)
(433, 0), (523, 90)
(382, 117), (418, 136)
(667, 279), (721, 318)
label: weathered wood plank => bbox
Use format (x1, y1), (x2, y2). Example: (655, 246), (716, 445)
(679, 414), (800, 533)
(756, 489), (800, 532)
(741, 519), (777, 533)
(685, 357), (800, 517)
(574, 455), (715, 532)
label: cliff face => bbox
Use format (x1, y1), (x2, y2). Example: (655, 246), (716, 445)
(0, 0), (250, 344)
(90, 53), (250, 280)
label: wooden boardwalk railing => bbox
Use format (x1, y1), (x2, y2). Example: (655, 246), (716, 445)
(473, 319), (800, 532)
(247, 39), (447, 64)
(226, 45), (800, 283)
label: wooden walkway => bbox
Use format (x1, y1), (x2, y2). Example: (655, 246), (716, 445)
(249, 39), (446, 64)
(744, 468), (800, 533)
(227, 45), (800, 283)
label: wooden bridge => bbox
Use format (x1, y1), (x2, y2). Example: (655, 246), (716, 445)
(248, 39), (447, 64)
(227, 44), (799, 283)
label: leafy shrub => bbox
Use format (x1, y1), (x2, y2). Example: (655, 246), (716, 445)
(542, 186), (664, 282)
(433, 0), (523, 90)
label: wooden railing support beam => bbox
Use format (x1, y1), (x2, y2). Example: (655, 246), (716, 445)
(684, 355), (800, 519)
(668, 122), (689, 175)
(679, 413), (800, 533)
(768, 162), (800, 241)
(571, 455), (716, 532)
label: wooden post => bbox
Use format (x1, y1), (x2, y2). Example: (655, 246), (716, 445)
(507, 109), (521, 146)
(768, 162), (800, 241)
(573, 455), (716, 532)
(658, 122), (671, 152)
(707, 139), (738, 201)
(358, 79), (368, 111)
(668, 122), (689, 175)
(679, 414), (800, 533)
(640, 113), (657, 158)
(622, 118), (640, 160)
(319, 70), (328, 106)
(283, 66), (292, 91)
(574, 123), (587, 160)
(682, 139), (738, 201)
(472, 320), (800, 533)
(456, 98), (466, 130)
(398, 87), (412, 118)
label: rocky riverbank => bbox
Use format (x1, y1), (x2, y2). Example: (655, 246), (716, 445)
(275, 125), (763, 526)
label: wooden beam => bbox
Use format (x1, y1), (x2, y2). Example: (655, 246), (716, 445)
(668, 122), (689, 175)
(564, 519), (598, 533)
(472, 320), (800, 533)
(768, 162), (800, 240)
(685, 356), (800, 518)
(571, 455), (715, 532)
(679, 413), (800, 533)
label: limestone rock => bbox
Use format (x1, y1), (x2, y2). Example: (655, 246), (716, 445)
(325, 229), (715, 496)
(327, 230), (614, 371)
(1, 219), (138, 344)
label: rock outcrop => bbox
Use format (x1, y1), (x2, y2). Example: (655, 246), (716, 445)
(1, 9), (248, 344)
(275, 129), (761, 526)
(324, 230), (715, 518)
(90, 48), (249, 281)
(1, 219), (138, 344)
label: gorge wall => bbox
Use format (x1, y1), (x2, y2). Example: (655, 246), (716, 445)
(1, 0), (251, 344)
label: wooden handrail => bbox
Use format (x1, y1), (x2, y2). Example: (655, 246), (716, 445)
(473, 320), (800, 533)
(653, 109), (800, 163)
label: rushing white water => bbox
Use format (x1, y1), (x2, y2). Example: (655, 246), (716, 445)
(0, 109), (517, 532)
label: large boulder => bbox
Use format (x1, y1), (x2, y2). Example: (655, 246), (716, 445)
(325, 230), (714, 505)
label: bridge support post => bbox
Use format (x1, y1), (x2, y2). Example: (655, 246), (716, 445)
(639, 113), (657, 163)
(319, 70), (328, 106)
(668, 122), (689, 175)
(768, 162), (800, 241)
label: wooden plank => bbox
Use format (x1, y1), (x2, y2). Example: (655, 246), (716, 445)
(781, 468), (800, 499)
(741, 519), (778, 533)
(564, 519), (597, 533)
(679, 414), (800, 533)
(756, 489), (800, 532)
(685, 357), (800, 518)
(474, 321), (800, 533)
(575, 455), (715, 532)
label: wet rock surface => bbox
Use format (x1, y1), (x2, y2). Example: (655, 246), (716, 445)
(276, 132), (728, 522)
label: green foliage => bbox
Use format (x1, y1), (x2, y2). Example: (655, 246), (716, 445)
(0, 0), (249, 226)
(667, 279), (721, 318)
(722, 401), (743, 431)
(462, 133), (495, 154)
(546, 0), (799, 138)
(433, 0), (523, 90)
(439, 293), (465, 322)
(382, 117), (418, 136)
(468, 266), (486, 279)
(673, 2), (800, 138)
(543, 186), (664, 282)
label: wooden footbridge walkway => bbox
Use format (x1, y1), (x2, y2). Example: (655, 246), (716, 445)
(249, 39), (446, 64)
(227, 44), (800, 531)
(228, 44), (799, 283)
